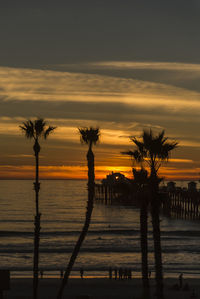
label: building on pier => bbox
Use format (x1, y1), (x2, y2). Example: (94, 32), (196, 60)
(188, 181), (197, 192)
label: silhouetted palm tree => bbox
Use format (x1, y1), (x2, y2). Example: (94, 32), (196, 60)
(57, 127), (100, 299)
(131, 129), (177, 299)
(20, 118), (56, 299)
(122, 149), (150, 298)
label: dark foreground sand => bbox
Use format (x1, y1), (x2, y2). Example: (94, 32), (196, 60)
(4, 277), (200, 299)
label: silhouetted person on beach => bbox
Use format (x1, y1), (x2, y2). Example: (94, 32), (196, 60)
(124, 268), (128, 279)
(60, 270), (63, 278)
(114, 268), (117, 280)
(109, 267), (112, 279)
(128, 268), (132, 280)
(119, 268), (123, 280)
(80, 268), (84, 279)
(40, 270), (43, 279)
(179, 273), (183, 289)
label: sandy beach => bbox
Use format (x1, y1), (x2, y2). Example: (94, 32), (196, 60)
(3, 277), (200, 299)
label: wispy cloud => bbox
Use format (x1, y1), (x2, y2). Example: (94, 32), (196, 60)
(4, 154), (33, 158)
(91, 61), (200, 71)
(1, 66), (200, 110)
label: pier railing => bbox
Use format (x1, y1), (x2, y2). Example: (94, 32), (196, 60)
(161, 190), (200, 220)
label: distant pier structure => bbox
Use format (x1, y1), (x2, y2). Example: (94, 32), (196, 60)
(95, 175), (200, 220)
(161, 181), (200, 220)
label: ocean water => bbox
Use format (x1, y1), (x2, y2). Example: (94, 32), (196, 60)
(0, 180), (200, 278)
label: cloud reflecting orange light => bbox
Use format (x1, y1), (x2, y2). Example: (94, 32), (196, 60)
(1, 65), (200, 181)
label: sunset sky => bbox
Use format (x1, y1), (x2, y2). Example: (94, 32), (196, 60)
(1, 1), (200, 180)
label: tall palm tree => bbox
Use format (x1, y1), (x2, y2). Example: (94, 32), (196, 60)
(130, 129), (177, 299)
(20, 118), (56, 299)
(57, 127), (100, 299)
(122, 149), (150, 298)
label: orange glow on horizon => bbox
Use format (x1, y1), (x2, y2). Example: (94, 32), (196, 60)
(0, 165), (132, 180)
(0, 164), (199, 181)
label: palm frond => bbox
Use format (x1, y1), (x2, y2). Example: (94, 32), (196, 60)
(20, 118), (56, 140)
(126, 129), (178, 176)
(34, 118), (46, 137)
(143, 129), (153, 151)
(19, 120), (35, 139)
(158, 141), (178, 160)
(131, 137), (146, 156)
(142, 129), (178, 170)
(122, 149), (144, 163)
(78, 127), (100, 145)
(44, 126), (56, 139)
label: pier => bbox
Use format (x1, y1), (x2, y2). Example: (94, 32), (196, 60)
(95, 176), (200, 220)
(95, 183), (136, 205)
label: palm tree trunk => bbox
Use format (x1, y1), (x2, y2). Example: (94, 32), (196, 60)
(150, 177), (164, 299)
(57, 148), (95, 299)
(33, 140), (41, 299)
(140, 194), (150, 298)
(33, 214), (40, 299)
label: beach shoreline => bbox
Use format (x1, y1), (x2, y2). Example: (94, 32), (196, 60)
(4, 277), (200, 299)
(9, 268), (200, 279)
